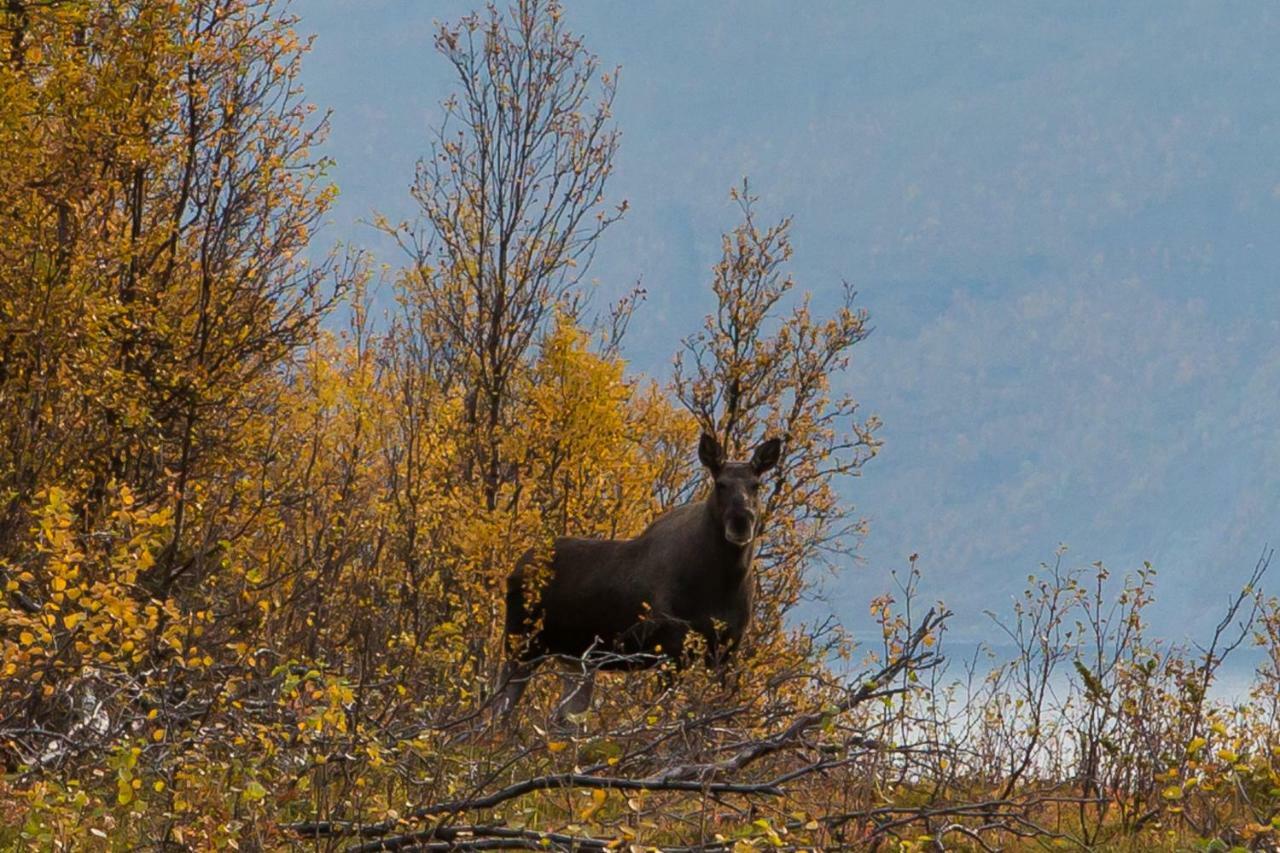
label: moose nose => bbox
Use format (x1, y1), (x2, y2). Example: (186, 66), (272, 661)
(725, 513), (755, 546)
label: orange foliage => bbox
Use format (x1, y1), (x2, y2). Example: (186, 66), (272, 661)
(3, 2), (1280, 851)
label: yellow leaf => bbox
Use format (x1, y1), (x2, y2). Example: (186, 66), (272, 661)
(579, 788), (607, 820)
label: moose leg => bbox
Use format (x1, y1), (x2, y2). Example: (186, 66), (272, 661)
(710, 655), (741, 692)
(704, 635), (736, 689)
(554, 668), (595, 724)
(494, 656), (537, 721)
(651, 622), (691, 692)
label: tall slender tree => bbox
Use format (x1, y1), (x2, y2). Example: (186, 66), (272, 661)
(385, 0), (625, 511)
(674, 183), (881, 640)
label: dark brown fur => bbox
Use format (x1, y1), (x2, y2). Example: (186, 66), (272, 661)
(495, 433), (781, 720)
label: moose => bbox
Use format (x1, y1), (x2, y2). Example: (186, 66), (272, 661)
(495, 432), (782, 722)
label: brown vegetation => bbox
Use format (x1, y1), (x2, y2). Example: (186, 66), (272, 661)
(2, 1), (1279, 850)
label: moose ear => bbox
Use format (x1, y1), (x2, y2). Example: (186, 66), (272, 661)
(750, 437), (782, 474)
(698, 432), (725, 473)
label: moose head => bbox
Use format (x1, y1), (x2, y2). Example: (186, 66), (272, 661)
(698, 433), (782, 547)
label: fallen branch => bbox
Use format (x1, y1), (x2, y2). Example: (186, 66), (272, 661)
(343, 822), (742, 853)
(287, 773), (782, 840)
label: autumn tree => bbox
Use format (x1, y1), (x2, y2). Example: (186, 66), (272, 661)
(0, 0), (337, 571)
(674, 182), (882, 642)
(369, 0), (663, 690)
(0, 0), (341, 770)
(384, 0), (626, 512)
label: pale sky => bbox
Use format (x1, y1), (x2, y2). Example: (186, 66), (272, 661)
(300, 2), (1280, 647)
